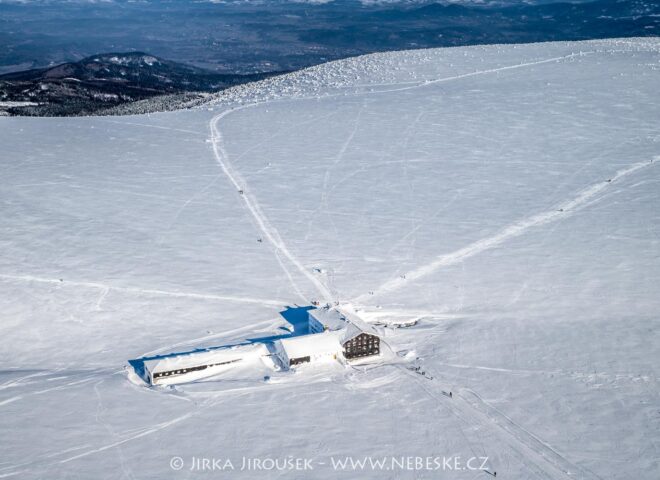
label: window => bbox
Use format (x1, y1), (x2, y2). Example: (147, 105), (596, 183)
(152, 358), (242, 381)
(343, 334), (380, 360)
(290, 356), (311, 366)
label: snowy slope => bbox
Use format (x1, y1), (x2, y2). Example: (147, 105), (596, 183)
(1, 38), (659, 479)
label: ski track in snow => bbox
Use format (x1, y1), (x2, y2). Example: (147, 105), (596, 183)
(401, 365), (602, 480)
(458, 386), (604, 480)
(138, 317), (280, 358)
(0, 370), (59, 391)
(210, 106), (335, 304)
(374, 51), (592, 95)
(0, 274), (287, 307)
(0, 376), (99, 406)
(0, 371), (343, 477)
(99, 118), (205, 137)
(208, 50), (589, 306)
(57, 411), (197, 465)
(0, 406), (196, 476)
(360, 157), (659, 301)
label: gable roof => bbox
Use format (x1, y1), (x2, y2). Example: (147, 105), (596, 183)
(308, 306), (349, 331)
(277, 331), (342, 360)
(336, 305), (380, 336)
(143, 342), (267, 375)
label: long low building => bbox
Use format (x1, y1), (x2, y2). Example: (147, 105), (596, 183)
(143, 343), (269, 385)
(138, 305), (386, 385)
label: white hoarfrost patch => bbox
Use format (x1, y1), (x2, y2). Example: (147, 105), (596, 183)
(0, 38), (659, 480)
(0, 101), (40, 107)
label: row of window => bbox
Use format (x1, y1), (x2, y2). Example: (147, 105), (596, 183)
(345, 335), (379, 348)
(345, 347), (380, 359)
(290, 356), (311, 366)
(344, 335), (380, 360)
(152, 358), (241, 380)
(347, 343), (378, 349)
(346, 348), (380, 358)
(345, 345), (380, 352)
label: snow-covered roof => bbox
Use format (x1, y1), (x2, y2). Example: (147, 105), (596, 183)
(336, 305), (380, 337)
(277, 332), (342, 360)
(336, 323), (367, 344)
(143, 343), (267, 375)
(308, 304), (383, 344)
(308, 306), (348, 331)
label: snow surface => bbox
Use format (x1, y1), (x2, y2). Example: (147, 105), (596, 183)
(1, 38), (659, 479)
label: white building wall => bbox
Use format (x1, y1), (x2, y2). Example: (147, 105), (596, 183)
(276, 331), (343, 368)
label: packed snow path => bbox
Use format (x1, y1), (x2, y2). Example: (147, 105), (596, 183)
(208, 49), (592, 306)
(210, 105), (335, 304)
(359, 157), (659, 301)
(0, 273), (288, 308)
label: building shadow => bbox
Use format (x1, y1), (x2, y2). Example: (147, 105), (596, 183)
(279, 305), (314, 335)
(243, 305), (314, 343)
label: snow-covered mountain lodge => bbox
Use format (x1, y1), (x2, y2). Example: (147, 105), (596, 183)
(141, 305), (385, 385)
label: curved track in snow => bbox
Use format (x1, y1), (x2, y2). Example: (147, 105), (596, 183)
(210, 106), (335, 304)
(208, 50), (589, 306)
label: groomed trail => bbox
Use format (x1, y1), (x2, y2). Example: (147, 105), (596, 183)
(400, 364), (603, 480)
(0, 370), (339, 478)
(358, 156), (659, 301)
(207, 50), (591, 307)
(0, 274), (288, 308)
(210, 105), (335, 305)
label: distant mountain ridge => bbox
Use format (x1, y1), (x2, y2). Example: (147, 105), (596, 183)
(0, 52), (277, 116)
(2, 0), (657, 77)
(1, 0), (658, 116)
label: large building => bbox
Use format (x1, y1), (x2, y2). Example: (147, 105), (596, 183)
(142, 343), (269, 386)
(273, 306), (383, 368)
(138, 305), (386, 386)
